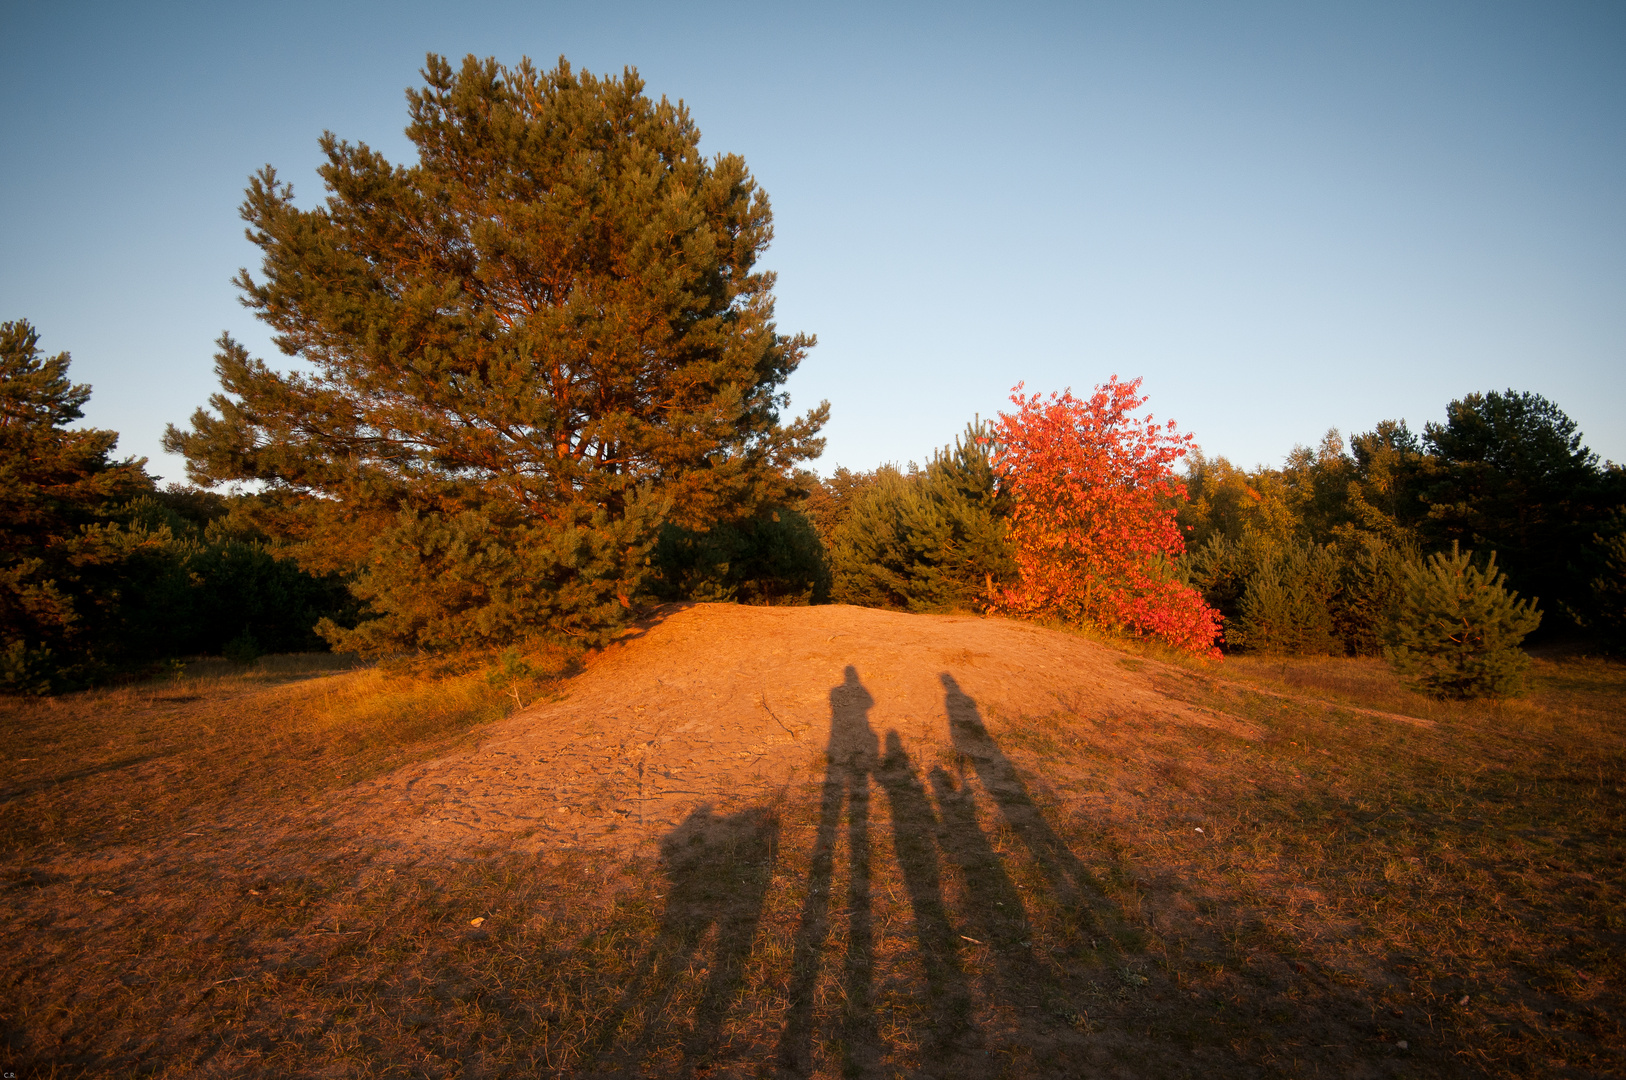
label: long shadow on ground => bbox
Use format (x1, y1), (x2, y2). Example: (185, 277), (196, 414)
(593, 665), (1141, 1077)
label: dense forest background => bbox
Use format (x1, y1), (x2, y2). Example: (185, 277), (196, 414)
(1, 319), (358, 691)
(802, 390), (1624, 662)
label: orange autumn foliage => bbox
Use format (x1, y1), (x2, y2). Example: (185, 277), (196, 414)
(991, 377), (1221, 656)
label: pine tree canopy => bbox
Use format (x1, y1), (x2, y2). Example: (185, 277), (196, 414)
(1419, 389), (1615, 621)
(164, 55), (827, 651)
(1384, 543), (1542, 699)
(2, 319), (154, 689)
(1424, 390), (1595, 482)
(828, 425), (1016, 614)
(2, 320), (149, 551)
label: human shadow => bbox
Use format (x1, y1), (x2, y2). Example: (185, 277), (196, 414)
(873, 731), (975, 1045)
(940, 672), (1109, 940)
(617, 669), (1120, 1077)
(928, 762), (1040, 954)
(591, 803), (779, 1076)
(777, 665), (882, 1075)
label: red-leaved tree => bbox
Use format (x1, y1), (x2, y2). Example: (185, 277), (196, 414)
(992, 377), (1221, 656)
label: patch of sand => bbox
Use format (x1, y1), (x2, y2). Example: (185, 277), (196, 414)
(346, 604), (1259, 854)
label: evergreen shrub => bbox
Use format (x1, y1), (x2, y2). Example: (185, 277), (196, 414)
(828, 425), (1014, 612)
(1332, 537), (1413, 656)
(1384, 543), (1542, 698)
(1186, 533), (1337, 655)
(653, 508), (830, 605)
(1186, 532), (1416, 657)
(1563, 512), (1626, 652)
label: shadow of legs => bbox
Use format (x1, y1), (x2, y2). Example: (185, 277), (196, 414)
(670, 806), (780, 1070)
(941, 672), (1105, 935)
(586, 804), (779, 1075)
(778, 666), (879, 1076)
(876, 731), (975, 1052)
(929, 764), (1068, 1008)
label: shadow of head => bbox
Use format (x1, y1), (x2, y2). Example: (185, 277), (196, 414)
(658, 804), (779, 904)
(825, 665), (877, 764)
(833, 664), (874, 709)
(940, 672), (992, 747)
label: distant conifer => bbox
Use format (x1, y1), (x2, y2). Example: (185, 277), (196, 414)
(828, 424), (1015, 612)
(1, 320), (152, 690)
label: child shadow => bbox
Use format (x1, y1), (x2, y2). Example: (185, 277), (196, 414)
(873, 730), (978, 1053)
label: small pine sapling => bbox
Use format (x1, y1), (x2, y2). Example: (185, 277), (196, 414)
(1384, 543), (1541, 698)
(827, 423), (1015, 612)
(1230, 540), (1343, 656)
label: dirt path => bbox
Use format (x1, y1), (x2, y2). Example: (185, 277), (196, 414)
(342, 604), (1261, 856)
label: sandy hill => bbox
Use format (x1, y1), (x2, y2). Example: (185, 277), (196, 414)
(349, 603), (1259, 855)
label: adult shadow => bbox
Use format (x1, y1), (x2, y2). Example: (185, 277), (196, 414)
(873, 731), (975, 1048)
(590, 803), (779, 1076)
(777, 665), (882, 1077)
(940, 673), (1110, 941)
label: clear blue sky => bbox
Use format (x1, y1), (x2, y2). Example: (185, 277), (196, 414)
(3, 1), (1623, 481)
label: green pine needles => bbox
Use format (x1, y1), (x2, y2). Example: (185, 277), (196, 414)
(1384, 543), (1542, 698)
(827, 424), (1015, 612)
(1228, 540), (1344, 656)
(164, 55), (826, 654)
(1185, 533), (1414, 658)
(1, 319), (151, 690)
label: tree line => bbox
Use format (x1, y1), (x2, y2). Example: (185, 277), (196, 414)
(804, 383), (1621, 695)
(1, 320), (357, 691)
(4, 53), (1620, 697)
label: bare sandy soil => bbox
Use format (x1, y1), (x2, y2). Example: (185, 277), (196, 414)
(347, 603), (1259, 856)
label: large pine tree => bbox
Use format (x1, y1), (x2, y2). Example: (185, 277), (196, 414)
(1420, 390), (1618, 628)
(166, 55), (826, 653)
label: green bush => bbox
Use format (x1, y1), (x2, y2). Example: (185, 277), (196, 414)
(1183, 533), (1251, 632)
(1562, 511), (1626, 652)
(1186, 533), (1338, 655)
(827, 425), (1014, 612)
(222, 630), (263, 666)
(1229, 540), (1343, 655)
(652, 507), (830, 606)
(111, 496), (359, 660)
(1384, 544), (1542, 698)
(1330, 536), (1413, 656)
(317, 499), (663, 656)
(1186, 532), (1417, 657)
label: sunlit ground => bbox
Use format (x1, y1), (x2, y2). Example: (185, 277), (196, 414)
(2, 648), (1622, 1077)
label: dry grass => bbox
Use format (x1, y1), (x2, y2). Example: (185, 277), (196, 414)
(1, 630), (1621, 1078)
(0, 647), (577, 883)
